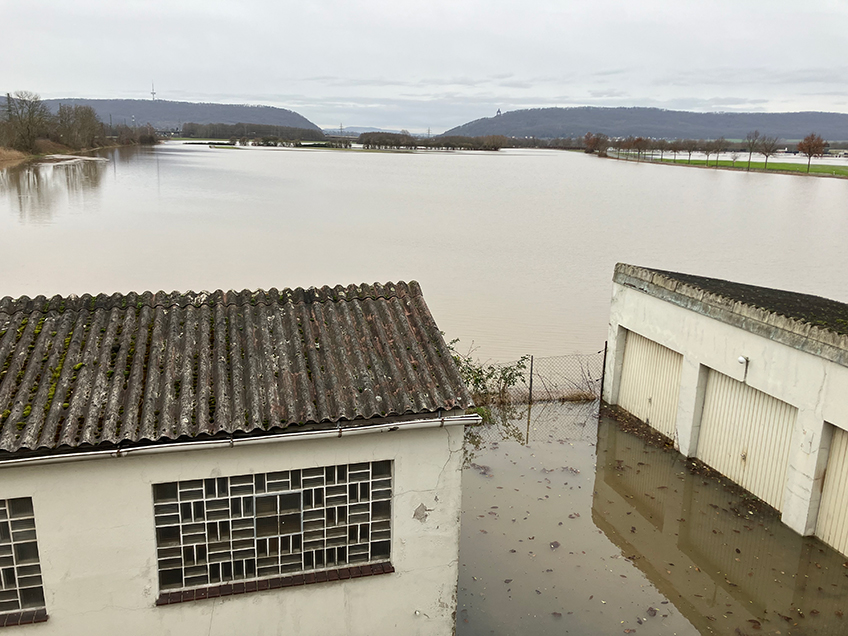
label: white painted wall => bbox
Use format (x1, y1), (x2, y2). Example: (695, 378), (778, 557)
(605, 281), (848, 538)
(0, 419), (465, 635)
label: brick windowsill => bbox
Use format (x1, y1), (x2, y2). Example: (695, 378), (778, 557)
(155, 562), (395, 606)
(0, 609), (48, 628)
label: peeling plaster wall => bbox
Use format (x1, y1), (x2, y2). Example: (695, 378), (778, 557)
(604, 281), (848, 537)
(0, 419), (465, 635)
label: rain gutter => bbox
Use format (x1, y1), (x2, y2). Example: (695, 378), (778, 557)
(0, 413), (480, 470)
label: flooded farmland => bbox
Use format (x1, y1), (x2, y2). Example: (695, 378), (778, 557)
(459, 401), (848, 635)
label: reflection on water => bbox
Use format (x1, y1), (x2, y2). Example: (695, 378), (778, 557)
(595, 416), (848, 635)
(459, 404), (848, 635)
(459, 401), (698, 636)
(0, 157), (106, 222)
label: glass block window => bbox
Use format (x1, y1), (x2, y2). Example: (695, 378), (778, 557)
(152, 460), (393, 591)
(0, 498), (46, 614)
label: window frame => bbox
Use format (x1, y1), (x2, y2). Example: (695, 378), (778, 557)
(0, 497), (48, 627)
(152, 460), (394, 604)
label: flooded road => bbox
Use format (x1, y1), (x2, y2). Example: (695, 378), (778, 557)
(459, 403), (848, 635)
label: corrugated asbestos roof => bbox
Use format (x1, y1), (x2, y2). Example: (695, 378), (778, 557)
(0, 281), (471, 457)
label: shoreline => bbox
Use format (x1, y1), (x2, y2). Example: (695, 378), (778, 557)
(0, 142), (153, 170)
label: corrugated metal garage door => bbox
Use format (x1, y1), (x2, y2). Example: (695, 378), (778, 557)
(697, 370), (796, 511)
(816, 426), (848, 556)
(617, 330), (683, 439)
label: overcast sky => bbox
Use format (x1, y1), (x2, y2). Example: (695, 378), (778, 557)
(4, 0), (848, 133)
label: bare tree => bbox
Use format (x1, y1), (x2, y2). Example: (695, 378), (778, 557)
(634, 136), (650, 161)
(744, 130), (761, 171)
(797, 133), (826, 172)
(582, 132), (609, 156)
(4, 91), (51, 152)
(655, 139), (669, 162)
(729, 150), (740, 167)
(670, 139), (684, 162)
(622, 136), (635, 160)
(709, 137), (726, 168)
(682, 138), (698, 164)
(701, 139), (712, 167)
(611, 137), (624, 159)
(54, 104), (102, 149)
(758, 135), (781, 170)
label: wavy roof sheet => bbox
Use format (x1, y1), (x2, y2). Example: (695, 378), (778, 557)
(0, 281), (471, 457)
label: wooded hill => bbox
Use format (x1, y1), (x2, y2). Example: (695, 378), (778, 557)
(41, 99), (320, 132)
(444, 107), (848, 140)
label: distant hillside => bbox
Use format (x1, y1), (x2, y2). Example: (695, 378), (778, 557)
(42, 98), (320, 131)
(444, 107), (848, 140)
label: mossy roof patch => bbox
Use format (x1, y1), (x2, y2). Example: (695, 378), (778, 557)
(649, 268), (848, 337)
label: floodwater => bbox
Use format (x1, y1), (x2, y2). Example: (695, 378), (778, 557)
(4, 145), (848, 634)
(460, 402), (848, 636)
(2, 144), (848, 360)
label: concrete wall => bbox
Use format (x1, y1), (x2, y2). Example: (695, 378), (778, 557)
(604, 281), (848, 537)
(0, 419), (465, 635)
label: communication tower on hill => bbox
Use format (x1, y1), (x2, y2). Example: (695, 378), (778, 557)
(151, 83), (156, 101)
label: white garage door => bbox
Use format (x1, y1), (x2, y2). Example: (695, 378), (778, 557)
(697, 369), (796, 511)
(617, 330), (683, 439)
(816, 426), (848, 556)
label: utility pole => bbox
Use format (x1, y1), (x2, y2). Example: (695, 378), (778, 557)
(151, 83), (156, 101)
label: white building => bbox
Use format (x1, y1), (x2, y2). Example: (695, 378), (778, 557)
(604, 264), (848, 556)
(0, 282), (477, 634)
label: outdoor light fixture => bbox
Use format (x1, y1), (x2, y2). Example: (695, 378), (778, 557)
(738, 355), (750, 382)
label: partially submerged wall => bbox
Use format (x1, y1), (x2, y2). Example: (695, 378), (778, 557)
(604, 265), (848, 548)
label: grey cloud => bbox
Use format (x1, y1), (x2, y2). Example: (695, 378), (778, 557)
(588, 89), (628, 98)
(592, 68), (631, 77)
(657, 66), (848, 88)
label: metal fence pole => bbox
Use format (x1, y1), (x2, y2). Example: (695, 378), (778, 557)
(599, 341), (608, 403)
(528, 355), (534, 405)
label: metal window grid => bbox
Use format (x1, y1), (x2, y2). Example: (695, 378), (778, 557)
(0, 498), (46, 614)
(153, 460), (393, 591)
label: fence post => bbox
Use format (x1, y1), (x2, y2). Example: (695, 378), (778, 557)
(599, 341), (608, 403)
(528, 355), (534, 405)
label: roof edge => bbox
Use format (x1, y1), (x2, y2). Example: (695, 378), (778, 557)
(0, 281), (423, 317)
(614, 263), (848, 368)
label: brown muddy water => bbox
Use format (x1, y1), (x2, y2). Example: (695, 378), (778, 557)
(459, 402), (848, 635)
(3, 143), (848, 361)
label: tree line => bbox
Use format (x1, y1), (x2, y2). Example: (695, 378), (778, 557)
(1, 91), (157, 153)
(357, 132), (511, 151)
(582, 130), (830, 173)
(181, 122), (325, 142)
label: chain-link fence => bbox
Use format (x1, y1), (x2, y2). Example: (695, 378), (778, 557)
(498, 350), (605, 404)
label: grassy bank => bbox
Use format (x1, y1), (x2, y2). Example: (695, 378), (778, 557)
(613, 153), (848, 178)
(0, 147), (29, 168)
